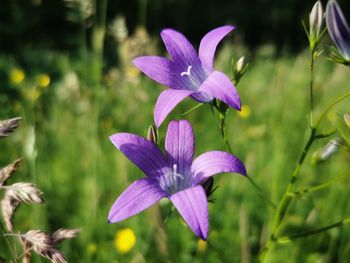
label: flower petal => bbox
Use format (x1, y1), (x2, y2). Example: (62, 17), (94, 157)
(161, 29), (200, 69)
(191, 151), (246, 185)
(198, 71), (241, 110)
(165, 120), (195, 177)
(199, 25), (235, 72)
(154, 89), (193, 127)
(108, 178), (167, 223)
(170, 185), (208, 240)
(110, 133), (167, 177)
(326, 0), (350, 59)
(133, 56), (174, 87)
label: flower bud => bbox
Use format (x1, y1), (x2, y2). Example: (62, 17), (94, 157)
(236, 56), (246, 74)
(312, 138), (342, 164)
(309, 1), (324, 50)
(146, 125), (158, 144)
(233, 56), (248, 84)
(326, 0), (350, 65)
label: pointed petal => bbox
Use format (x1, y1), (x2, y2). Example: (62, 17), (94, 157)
(199, 71), (241, 110)
(170, 186), (208, 240)
(133, 56), (174, 87)
(108, 178), (167, 223)
(161, 29), (201, 68)
(110, 133), (167, 177)
(199, 26), (235, 72)
(165, 120), (195, 176)
(191, 151), (246, 185)
(326, 0), (350, 59)
(154, 89), (193, 127)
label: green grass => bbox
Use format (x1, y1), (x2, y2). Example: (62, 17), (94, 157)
(1, 44), (350, 262)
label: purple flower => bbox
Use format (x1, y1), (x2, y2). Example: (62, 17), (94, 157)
(108, 120), (246, 240)
(133, 26), (241, 127)
(326, 0), (350, 63)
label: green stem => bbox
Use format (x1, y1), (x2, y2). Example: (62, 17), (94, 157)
(277, 218), (350, 243)
(164, 206), (175, 224)
(0, 222), (18, 263)
(219, 112), (232, 153)
(309, 50), (315, 127)
(289, 174), (349, 197)
(218, 110), (275, 208)
(315, 91), (350, 128)
(259, 128), (316, 262)
(182, 103), (204, 116)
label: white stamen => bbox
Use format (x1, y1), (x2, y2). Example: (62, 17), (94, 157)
(181, 65), (192, 77)
(172, 164), (184, 179)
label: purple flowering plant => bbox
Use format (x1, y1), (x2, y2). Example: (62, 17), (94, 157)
(133, 25), (241, 127)
(107, 4), (350, 260)
(108, 120), (246, 239)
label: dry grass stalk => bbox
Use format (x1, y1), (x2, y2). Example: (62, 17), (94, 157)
(21, 230), (52, 254)
(21, 238), (32, 263)
(0, 159), (22, 186)
(1, 192), (20, 231)
(4, 183), (44, 204)
(0, 117), (21, 138)
(21, 229), (80, 263)
(52, 228), (80, 244)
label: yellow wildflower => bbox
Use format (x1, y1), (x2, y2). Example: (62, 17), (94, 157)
(86, 243), (97, 255)
(197, 239), (207, 252)
(9, 68), (25, 85)
(238, 105), (251, 118)
(36, 74), (50, 88)
(114, 228), (136, 254)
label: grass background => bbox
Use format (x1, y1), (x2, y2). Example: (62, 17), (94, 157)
(1, 11), (350, 263)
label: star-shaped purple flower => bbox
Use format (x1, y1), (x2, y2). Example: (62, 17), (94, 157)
(108, 120), (246, 240)
(326, 0), (350, 63)
(133, 26), (241, 127)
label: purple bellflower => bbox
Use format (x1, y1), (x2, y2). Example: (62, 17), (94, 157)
(326, 0), (350, 64)
(108, 120), (246, 240)
(133, 26), (241, 127)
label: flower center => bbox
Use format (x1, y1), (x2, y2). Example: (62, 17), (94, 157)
(172, 164), (184, 180)
(180, 65), (192, 77)
(180, 65), (202, 89)
(160, 164), (191, 194)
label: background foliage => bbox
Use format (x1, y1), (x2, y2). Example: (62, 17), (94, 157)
(1, 0), (350, 262)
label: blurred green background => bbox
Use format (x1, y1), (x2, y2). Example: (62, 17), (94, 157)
(1, 0), (350, 262)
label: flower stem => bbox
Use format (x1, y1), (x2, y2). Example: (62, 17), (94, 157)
(277, 218), (350, 243)
(315, 91), (350, 128)
(309, 50), (315, 127)
(289, 173), (350, 197)
(219, 112), (232, 153)
(259, 127), (316, 262)
(260, 57), (350, 263)
(218, 109), (275, 208)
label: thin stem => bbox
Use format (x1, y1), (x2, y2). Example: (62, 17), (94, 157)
(289, 174), (350, 197)
(309, 50), (315, 127)
(259, 128), (316, 262)
(182, 103), (204, 116)
(277, 218), (350, 243)
(0, 222), (18, 263)
(315, 91), (350, 128)
(218, 110), (275, 208)
(219, 112), (232, 153)
(164, 206), (175, 224)
(247, 176), (276, 209)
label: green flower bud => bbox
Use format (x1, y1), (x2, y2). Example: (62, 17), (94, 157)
(309, 1), (324, 50)
(146, 125), (158, 144)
